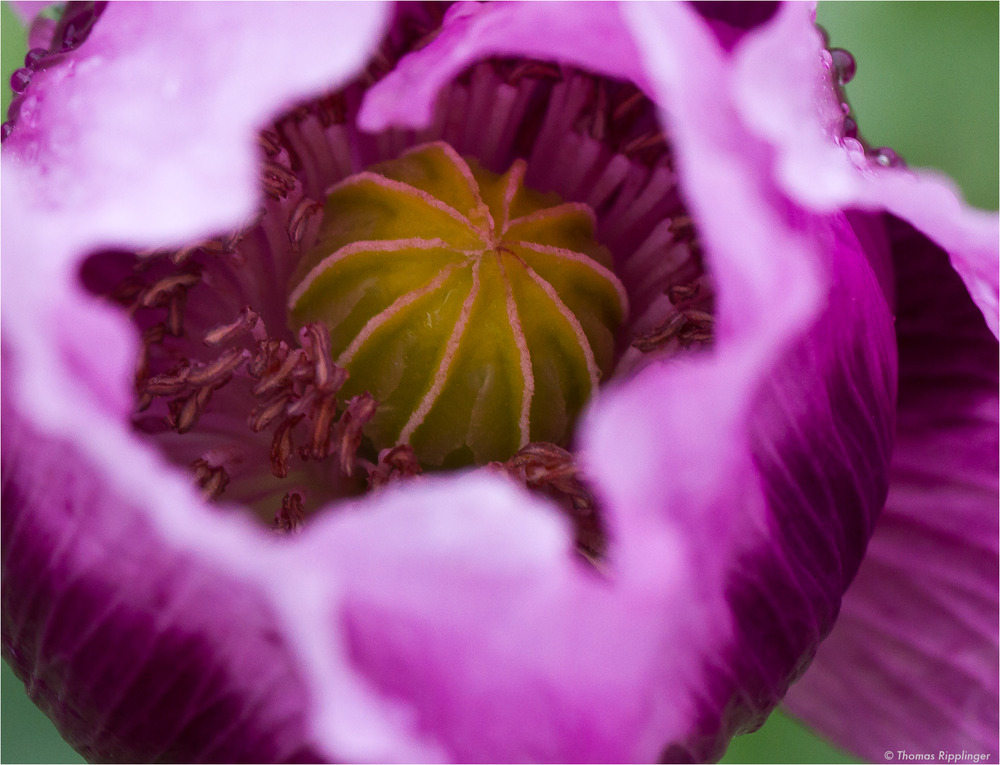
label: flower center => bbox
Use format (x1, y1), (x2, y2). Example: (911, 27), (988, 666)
(287, 141), (627, 468)
(81, 49), (716, 557)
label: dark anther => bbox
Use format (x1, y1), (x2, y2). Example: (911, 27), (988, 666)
(274, 492), (306, 534)
(303, 394), (340, 462)
(258, 130), (283, 157)
(492, 443), (605, 561)
(666, 282), (701, 304)
(139, 271), (202, 310)
(270, 416), (303, 479)
(204, 307), (262, 347)
(367, 445), (423, 490)
(287, 198), (323, 250)
(631, 313), (687, 352)
(313, 93), (348, 128)
(261, 160), (298, 200)
(668, 215), (696, 242)
(135, 324), (168, 383)
(333, 394), (378, 477)
(192, 459), (230, 501)
(504, 60), (564, 87)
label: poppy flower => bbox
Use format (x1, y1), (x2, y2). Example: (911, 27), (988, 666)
(2, 2), (996, 762)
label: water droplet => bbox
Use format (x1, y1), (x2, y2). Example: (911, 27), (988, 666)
(24, 48), (48, 71)
(9, 68), (32, 95)
(830, 48), (856, 84)
(842, 116), (858, 140)
(871, 146), (904, 169)
(1, 122), (13, 143)
(841, 101), (850, 116)
(841, 137), (865, 167)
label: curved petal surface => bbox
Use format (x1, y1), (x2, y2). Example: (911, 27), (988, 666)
(732, 2), (999, 335)
(3, 1), (993, 763)
(785, 220), (1000, 761)
(1, 389), (324, 763)
(362, 2), (897, 758)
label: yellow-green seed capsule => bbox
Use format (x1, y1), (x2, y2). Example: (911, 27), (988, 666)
(288, 142), (628, 468)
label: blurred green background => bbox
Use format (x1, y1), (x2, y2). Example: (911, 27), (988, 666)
(1, 2), (996, 763)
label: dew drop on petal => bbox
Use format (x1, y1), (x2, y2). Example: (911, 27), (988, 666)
(9, 68), (32, 95)
(830, 48), (857, 84)
(24, 48), (48, 71)
(872, 146), (904, 168)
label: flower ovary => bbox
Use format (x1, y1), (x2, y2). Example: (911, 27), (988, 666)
(288, 141), (628, 467)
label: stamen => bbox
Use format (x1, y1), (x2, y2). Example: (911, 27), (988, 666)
(287, 198), (324, 250)
(168, 385), (216, 434)
(631, 313), (687, 352)
(138, 270), (201, 312)
(135, 324), (167, 384)
(274, 492), (306, 534)
(303, 394), (339, 462)
(93, 44), (715, 555)
(192, 458), (230, 501)
(258, 130), (284, 157)
(269, 416), (302, 479)
(332, 393), (378, 477)
(252, 348), (308, 396)
(251, 391), (295, 434)
(366, 444), (423, 490)
(184, 347), (246, 387)
(261, 159), (298, 200)
(203, 307), (262, 347)
(490, 442), (603, 559)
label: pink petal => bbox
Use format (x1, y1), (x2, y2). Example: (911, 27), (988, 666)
(3, 1), (992, 762)
(3, 0), (391, 464)
(727, 4), (999, 756)
(785, 220), (999, 761)
(732, 2), (999, 336)
(1, 392), (324, 762)
(360, 3), (899, 758)
(358, 2), (650, 132)
(5, 2), (390, 251)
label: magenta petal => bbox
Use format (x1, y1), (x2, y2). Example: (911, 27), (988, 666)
(5, 2), (391, 251)
(731, 2), (999, 337)
(293, 473), (732, 762)
(619, 2), (900, 752)
(362, 2), (898, 756)
(1, 394), (324, 763)
(2, 1), (993, 762)
(785, 221), (1000, 760)
(359, 2), (649, 132)
(3, 0), (391, 464)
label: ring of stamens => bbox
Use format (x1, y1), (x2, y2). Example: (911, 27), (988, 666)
(85, 50), (715, 554)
